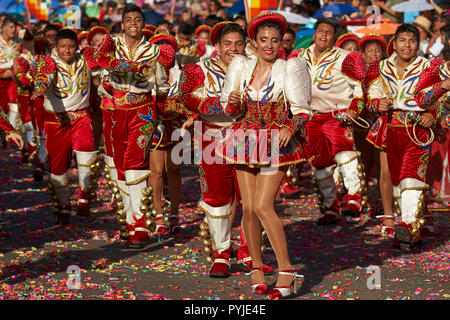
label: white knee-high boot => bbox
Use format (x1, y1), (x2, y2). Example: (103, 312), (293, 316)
(199, 200), (232, 254)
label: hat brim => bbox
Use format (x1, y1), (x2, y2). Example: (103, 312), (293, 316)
(210, 21), (234, 46)
(359, 34), (386, 52)
(195, 25), (212, 38)
(387, 37), (394, 57)
(335, 33), (359, 49)
(412, 22), (432, 36)
(88, 26), (109, 45)
(247, 12), (287, 41)
(150, 33), (178, 52)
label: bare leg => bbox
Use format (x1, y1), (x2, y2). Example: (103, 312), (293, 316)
(149, 149), (166, 228)
(165, 146), (182, 229)
(229, 197), (238, 229)
(379, 151), (394, 227)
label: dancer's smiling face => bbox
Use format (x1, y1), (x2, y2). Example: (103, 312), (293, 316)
(216, 31), (245, 66)
(122, 11), (144, 38)
(255, 26), (281, 63)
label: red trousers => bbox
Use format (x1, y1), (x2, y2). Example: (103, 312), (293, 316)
(0, 79), (17, 112)
(101, 97), (114, 157)
(111, 93), (156, 181)
(426, 129), (450, 201)
(32, 97), (46, 133)
(197, 123), (241, 208)
(18, 93), (32, 124)
(44, 110), (95, 175)
(305, 112), (355, 168)
(386, 117), (430, 187)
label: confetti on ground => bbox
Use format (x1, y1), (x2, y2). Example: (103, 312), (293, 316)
(0, 147), (448, 300)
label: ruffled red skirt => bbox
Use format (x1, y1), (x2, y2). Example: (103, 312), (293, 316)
(218, 101), (309, 168)
(366, 114), (387, 150)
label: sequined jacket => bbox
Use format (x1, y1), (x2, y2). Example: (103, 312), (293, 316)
(366, 53), (437, 113)
(0, 35), (20, 79)
(30, 47), (144, 113)
(289, 45), (365, 115)
(220, 55), (312, 133)
(175, 56), (232, 128)
(414, 60), (449, 119)
(94, 34), (175, 96)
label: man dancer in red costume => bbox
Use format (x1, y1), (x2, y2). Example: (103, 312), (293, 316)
(95, 4), (175, 248)
(0, 17), (20, 137)
(288, 18), (367, 225)
(31, 28), (148, 225)
(0, 106), (23, 149)
(173, 22), (273, 277)
(366, 24), (440, 250)
(21, 23), (61, 181)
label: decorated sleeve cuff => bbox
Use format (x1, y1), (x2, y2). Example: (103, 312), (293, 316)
(225, 103), (242, 118)
(292, 113), (310, 132)
(199, 97), (224, 116)
(0, 109), (15, 133)
(348, 97), (364, 115)
(367, 98), (380, 113)
(164, 98), (198, 119)
(415, 82), (447, 108)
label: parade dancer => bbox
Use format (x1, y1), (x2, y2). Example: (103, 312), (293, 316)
(0, 18), (20, 134)
(288, 18), (367, 225)
(361, 34), (396, 236)
(0, 105), (23, 149)
(147, 32), (182, 235)
(30, 28), (146, 224)
(195, 25), (215, 60)
(13, 52), (35, 165)
(87, 26), (109, 150)
(173, 22), (273, 277)
(366, 24), (439, 250)
(220, 12), (312, 298)
(94, 4), (175, 248)
(21, 23), (61, 181)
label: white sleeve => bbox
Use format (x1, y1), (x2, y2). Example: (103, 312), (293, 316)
(220, 54), (247, 112)
(284, 57), (312, 117)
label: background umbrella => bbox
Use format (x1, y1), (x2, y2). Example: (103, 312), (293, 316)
(273, 10), (309, 25)
(355, 20), (401, 35)
(294, 34), (314, 49)
(313, 3), (358, 19)
(143, 10), (164, 26)
(338, 19), (368, 26)
(391, 0), (434, 12)
(227, 0), (245, 16)
(296, 28), (315, 38)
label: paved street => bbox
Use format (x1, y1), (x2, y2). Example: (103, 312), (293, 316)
(0, 145), (448, 301)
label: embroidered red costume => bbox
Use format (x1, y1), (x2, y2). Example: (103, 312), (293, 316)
(95, 33), (175, 247)
(289, 45), (367, 222)
(366, 53), (440, 247)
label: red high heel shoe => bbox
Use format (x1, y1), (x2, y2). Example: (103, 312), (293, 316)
(268, 270), (304, 300)
(154, 214), (167, 234)
(246, 267), (268, 295)
(376, 214), (395, 237)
